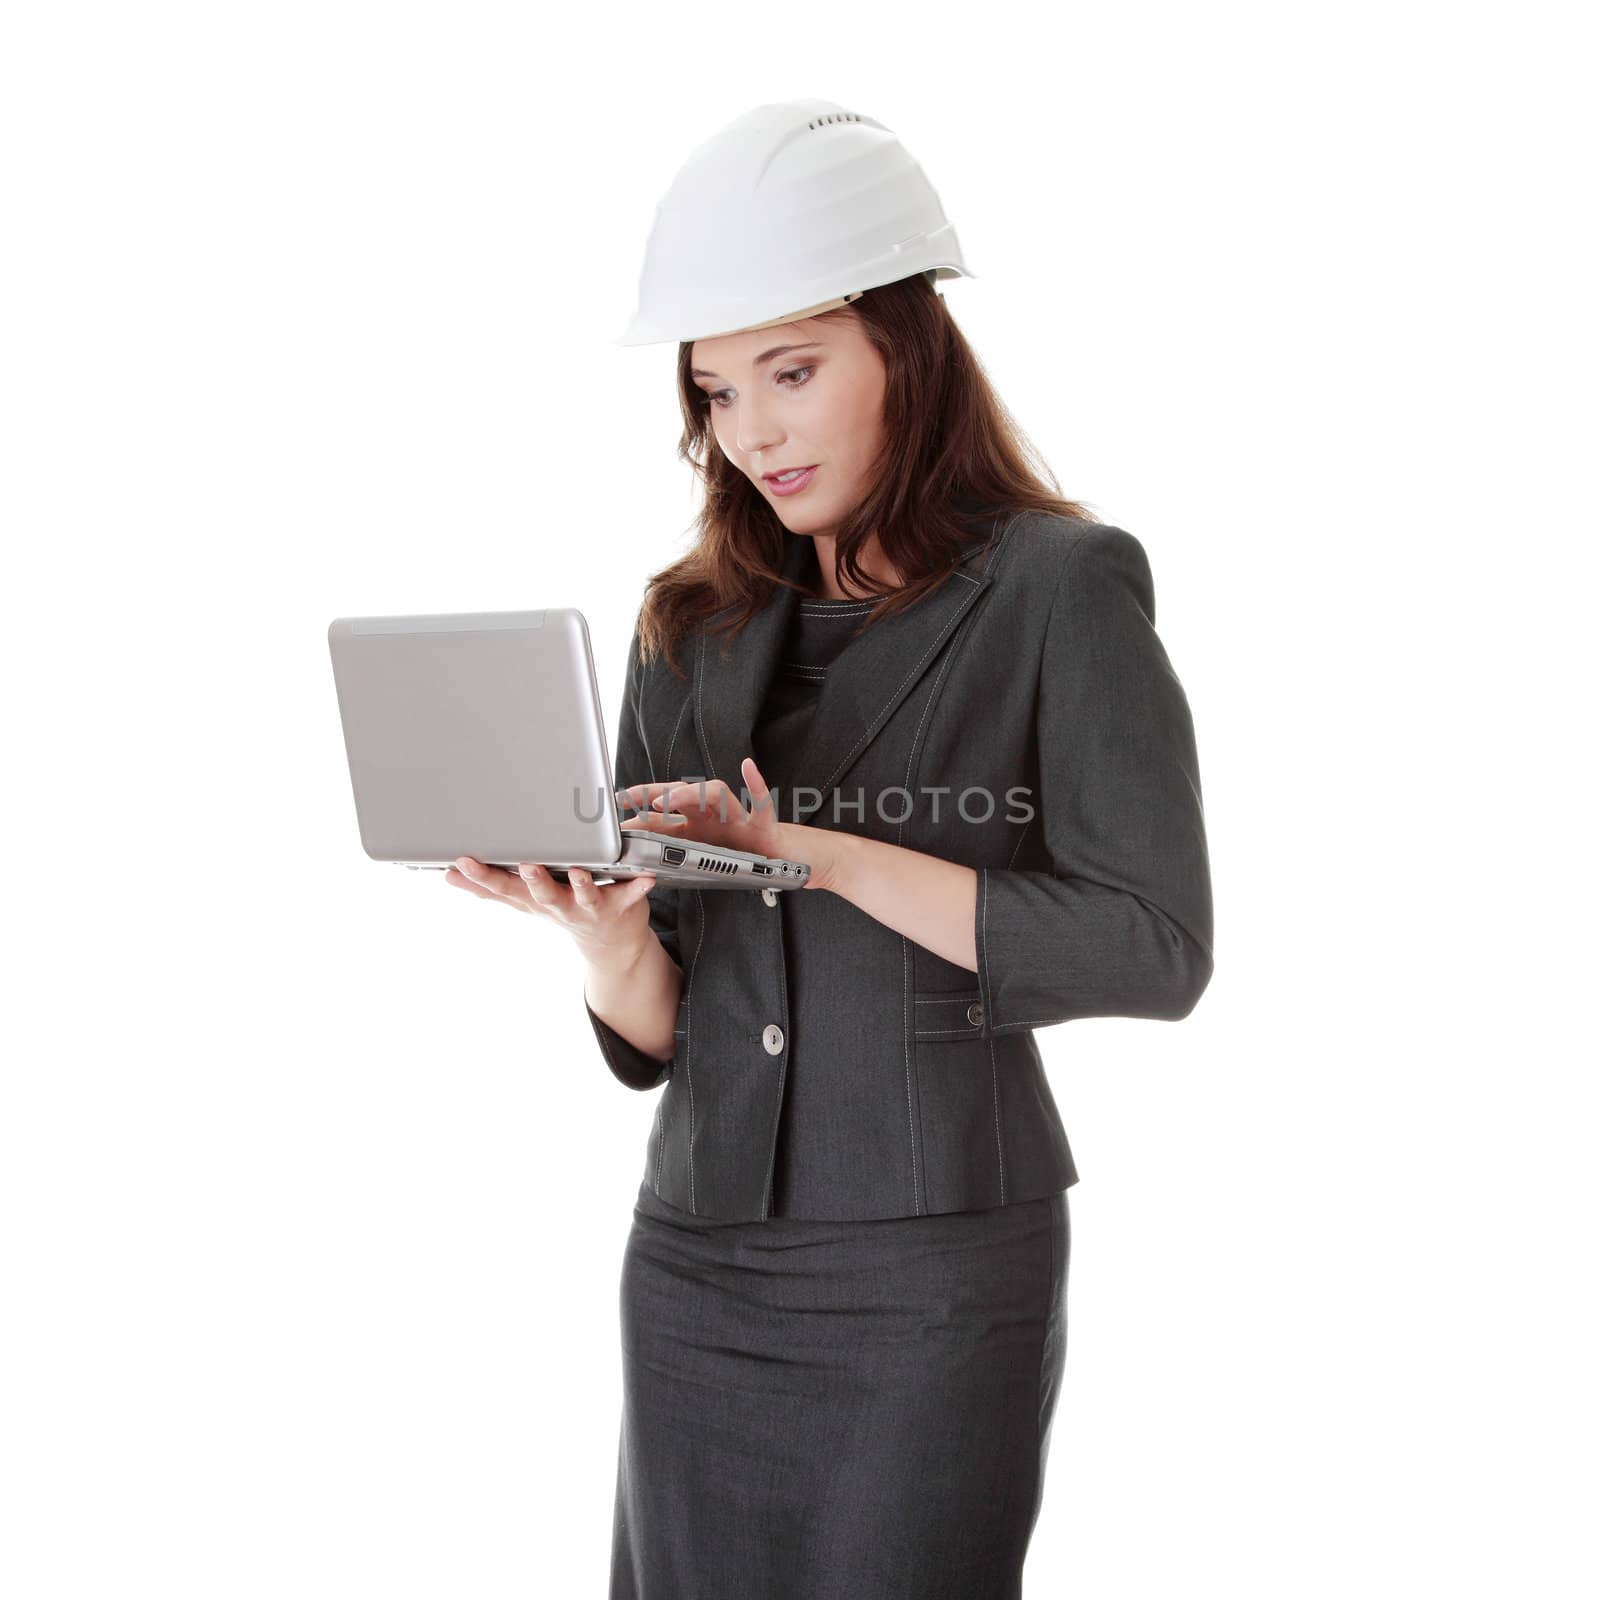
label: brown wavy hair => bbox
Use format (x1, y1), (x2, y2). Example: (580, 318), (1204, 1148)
(637, 270), (1097, 679)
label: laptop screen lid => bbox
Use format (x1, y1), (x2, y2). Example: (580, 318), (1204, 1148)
(328, 606), (624, 869)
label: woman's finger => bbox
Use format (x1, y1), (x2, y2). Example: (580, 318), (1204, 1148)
(619, 871), (657, 908)
(741, 756), (776, 822)
(616, 780), (686, 818)
(445, 865), (527, 908)
(567, 866), (601, 911)
(454, 856), (532, 901)
(626, 778), (723, 809)
(653, 779), (740, 822)
(457, 857), (524, 896)
(517, 861), (569, 909)
(443, 865), (495, 898)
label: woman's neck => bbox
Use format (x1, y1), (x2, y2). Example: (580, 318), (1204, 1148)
(807, 533), (900, 599)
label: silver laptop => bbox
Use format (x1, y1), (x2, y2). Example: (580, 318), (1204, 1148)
(327, 606), (810, 891)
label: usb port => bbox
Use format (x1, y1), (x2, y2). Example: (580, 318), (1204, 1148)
(661, 845), (686, 866)
(753, 862), (771, 875)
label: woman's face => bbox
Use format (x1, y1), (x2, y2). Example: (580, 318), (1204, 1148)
(689, 314), (887, 537)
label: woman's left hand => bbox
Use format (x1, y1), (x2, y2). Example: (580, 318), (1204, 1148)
(619, 757), (786, 858)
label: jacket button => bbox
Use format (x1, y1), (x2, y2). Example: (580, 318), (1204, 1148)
(762, 1023), (785, 1055)
(966, 1001), (984, 1026)
(761, 886), (779, 906)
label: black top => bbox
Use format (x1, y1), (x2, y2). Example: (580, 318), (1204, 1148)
(750, 590), (872, 789)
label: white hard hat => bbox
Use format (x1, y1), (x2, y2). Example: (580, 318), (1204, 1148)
(614, 98), (975, 347)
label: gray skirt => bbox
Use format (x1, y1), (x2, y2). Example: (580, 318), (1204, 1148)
(611, 1178), (1070, 1599)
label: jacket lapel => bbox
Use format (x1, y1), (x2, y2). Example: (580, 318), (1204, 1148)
(694, 525), (1001, 825)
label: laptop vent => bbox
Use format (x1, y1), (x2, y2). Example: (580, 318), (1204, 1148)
(695, 854), (739, 875)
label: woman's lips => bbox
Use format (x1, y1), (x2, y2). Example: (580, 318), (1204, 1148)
(766, 465), (818, 497)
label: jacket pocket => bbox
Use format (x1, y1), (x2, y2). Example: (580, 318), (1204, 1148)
(912, 988), (989, 1041)
(911, 1019), (1005, 1213)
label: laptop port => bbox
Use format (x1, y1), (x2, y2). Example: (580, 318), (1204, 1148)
(753, 862), (771, 875)
(661, 845), (686, 866)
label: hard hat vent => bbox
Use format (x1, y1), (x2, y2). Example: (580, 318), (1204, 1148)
(807, 111), (864, 130)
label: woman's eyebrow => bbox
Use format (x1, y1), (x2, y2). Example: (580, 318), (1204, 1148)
(689, 342), (823, 380)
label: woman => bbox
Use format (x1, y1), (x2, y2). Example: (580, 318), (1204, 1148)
(446, 100), (1214, 1599)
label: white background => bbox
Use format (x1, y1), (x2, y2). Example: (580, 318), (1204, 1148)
(4, 3), (1595, 1595)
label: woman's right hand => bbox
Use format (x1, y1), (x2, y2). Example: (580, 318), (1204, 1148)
(443, 814), (683, 972)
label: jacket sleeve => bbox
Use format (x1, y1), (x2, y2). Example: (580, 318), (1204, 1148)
(584, 624), (684, 1091)
(975, 524), (1214, 1030)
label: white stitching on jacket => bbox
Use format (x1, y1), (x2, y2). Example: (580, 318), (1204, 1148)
(820, 584), (980, 793)
(900, 937), (919, 1214)
(651, 1094), (665, 1194)
(763, 884), (790, 1220)
(979, 867), (1006, 1202)
(896, 632), (966, 1215)
(663, 691), (692, 783)
(682, 888), (705, 1213)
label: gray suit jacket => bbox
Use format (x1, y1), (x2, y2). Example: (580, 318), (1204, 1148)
(586, 510), (1214, 1222)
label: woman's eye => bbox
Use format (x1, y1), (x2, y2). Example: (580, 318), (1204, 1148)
(702, 366), (814, 409)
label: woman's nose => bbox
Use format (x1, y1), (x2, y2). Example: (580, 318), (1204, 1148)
(733, 397), (782, 457)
